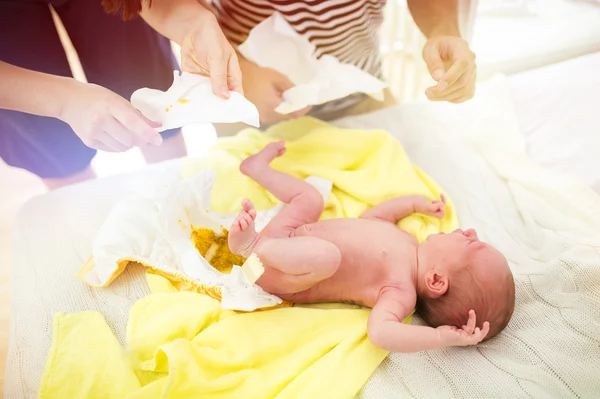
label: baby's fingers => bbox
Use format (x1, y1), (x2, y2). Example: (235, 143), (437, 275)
(464, 310), (477, 334)
(467, 322), (491, 346)
(479, 322), (491, 340)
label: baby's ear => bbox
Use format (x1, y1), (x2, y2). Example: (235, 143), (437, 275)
(424, 271), (449, 298)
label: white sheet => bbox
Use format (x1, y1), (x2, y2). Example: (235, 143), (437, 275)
(6, 62), (600, 397)
(510, 51), (600, 193)
(473, 0), (600, 79)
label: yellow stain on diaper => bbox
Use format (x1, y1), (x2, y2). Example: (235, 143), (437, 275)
(191, 226), (246, 274)
(164, 99), (190, 113)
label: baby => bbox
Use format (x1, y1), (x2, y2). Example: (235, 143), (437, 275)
(229, 141), (515, 352)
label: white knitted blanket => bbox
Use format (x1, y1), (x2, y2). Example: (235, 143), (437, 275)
(338, 78), (600, 398)
(6, 77), (600, 398)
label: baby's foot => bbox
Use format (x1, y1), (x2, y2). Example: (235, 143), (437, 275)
(228, 198), (259, 257)
(240, 140), (286, 177)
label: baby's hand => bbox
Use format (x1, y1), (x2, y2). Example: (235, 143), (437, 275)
(436, 310), (490, 347)
(415, 194), (446, 219)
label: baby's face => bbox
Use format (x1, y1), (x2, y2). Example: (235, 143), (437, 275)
(418, 229), (515, 338)
(421, 228), (506, 275)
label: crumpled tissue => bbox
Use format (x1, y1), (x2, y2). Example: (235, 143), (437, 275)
(237, 12), (388, 114)
(131, 71), (260, 132)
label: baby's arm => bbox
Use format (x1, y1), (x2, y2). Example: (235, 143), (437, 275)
(361, 194), (446, 224)
(368, 288), (490, 352)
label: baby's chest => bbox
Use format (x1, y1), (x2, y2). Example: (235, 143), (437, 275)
(365, 230), (417, 267)
(348, 232), (412, 265)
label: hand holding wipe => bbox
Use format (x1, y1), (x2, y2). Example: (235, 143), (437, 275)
(131, 71), (260, 132)
(237, 13), (388, 115)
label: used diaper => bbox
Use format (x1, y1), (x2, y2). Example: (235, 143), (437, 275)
(77, 170), (333, 312)
(130, 71), (260, 132)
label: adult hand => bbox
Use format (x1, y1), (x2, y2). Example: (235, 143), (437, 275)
(180, 13), (243, 99)
(422, 35), (477, 103)
(436, 310), (490, 347)
(238, 55), (311, 124)
(59, 81), (163, 153)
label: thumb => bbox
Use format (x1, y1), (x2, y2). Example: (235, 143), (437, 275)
(274, 73), (295, 92)
(207, 54), (231, 99)
(137, 111), (162, 129)
(423, 42), (445, 82)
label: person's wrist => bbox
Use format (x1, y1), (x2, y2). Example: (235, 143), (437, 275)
(49, 76), (81, 122)
(412, 196), (424, 213)
(175, 7), (217, 45)
(435, 328), (448, 348)
(428, 24), (461, 39)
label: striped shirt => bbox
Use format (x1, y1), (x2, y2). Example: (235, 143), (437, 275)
(212, 0), (387, 114)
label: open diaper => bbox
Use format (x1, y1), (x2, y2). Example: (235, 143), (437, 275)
(77, 170), (333, 312)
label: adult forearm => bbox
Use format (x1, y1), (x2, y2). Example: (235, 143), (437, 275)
(407, 0), (460, 38)
(139, 0), (215, 45)
(0, 61), (75, 119)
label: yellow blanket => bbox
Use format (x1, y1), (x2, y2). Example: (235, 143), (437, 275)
(40, 117), (458, 399)
(40, 293), (387, 399)
(181, 117), (457, 240)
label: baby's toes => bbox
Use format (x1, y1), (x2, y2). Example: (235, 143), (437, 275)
(238, 217), (249, 231)
(242, 198), (255, 211)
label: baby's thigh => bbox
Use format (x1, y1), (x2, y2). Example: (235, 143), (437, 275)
(261, 211), (316, 238)
(254, 237), (341, 294)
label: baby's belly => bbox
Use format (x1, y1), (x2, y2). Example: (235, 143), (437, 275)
(288, 219), (404, 306)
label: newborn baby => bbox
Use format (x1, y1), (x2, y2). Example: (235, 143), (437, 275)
(229, 141), (515, 352)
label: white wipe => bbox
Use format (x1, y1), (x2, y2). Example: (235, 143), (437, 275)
(131, 71), (260, 132)
(238, 12), (388, 115)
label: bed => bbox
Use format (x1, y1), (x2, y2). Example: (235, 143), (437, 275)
(5, 52), (600, 398)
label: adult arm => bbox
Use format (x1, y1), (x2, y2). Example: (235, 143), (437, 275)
(406, 0), (477, 103)
(407, 0), (461, 38)
(139, 0), (243, 97)
(0, 61), (161, 152)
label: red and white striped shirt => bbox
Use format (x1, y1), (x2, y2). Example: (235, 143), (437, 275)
(212, 0), (387, 113)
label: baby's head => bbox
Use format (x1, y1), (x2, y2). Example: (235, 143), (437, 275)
(415, 229), (515, 340)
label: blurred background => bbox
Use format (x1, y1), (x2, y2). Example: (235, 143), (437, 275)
(1, 0), (599, 389)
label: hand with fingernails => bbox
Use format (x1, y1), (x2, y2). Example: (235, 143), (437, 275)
(422, 35), (477, 104)
(180, 12), (244, 99)
(436, 310), (491, 347)
(58, 80), (164, 153)
(237, 56), (311, 124)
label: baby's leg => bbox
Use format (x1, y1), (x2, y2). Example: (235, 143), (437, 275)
(254, 236), (341, 294)
(240, 141), (324, 236)
(228, 200), (340, 294)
